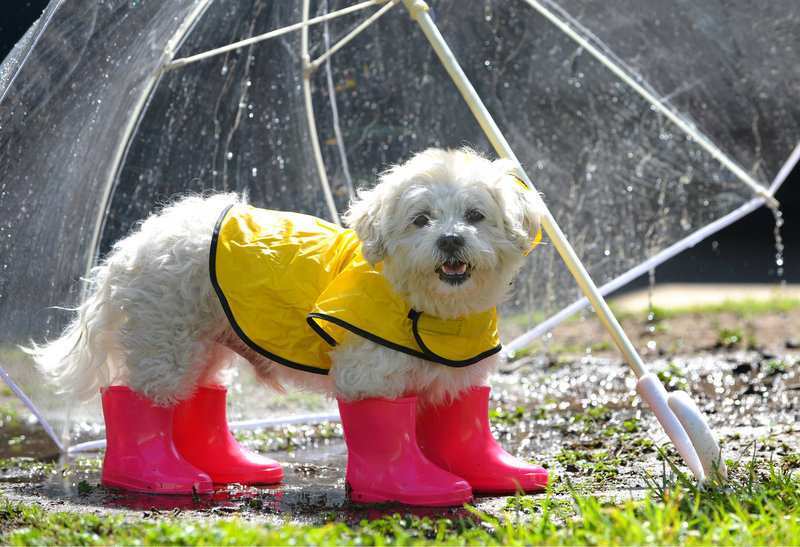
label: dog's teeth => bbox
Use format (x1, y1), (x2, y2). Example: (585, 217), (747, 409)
(443, 263), (467, 275)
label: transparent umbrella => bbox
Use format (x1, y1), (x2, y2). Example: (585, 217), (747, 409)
(1, 0), (797, 481)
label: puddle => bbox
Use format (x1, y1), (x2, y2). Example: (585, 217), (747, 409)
(0, 419), (60, 461)
(12, 442), (349, 518)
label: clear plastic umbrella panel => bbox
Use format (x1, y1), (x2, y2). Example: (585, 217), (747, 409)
(1, 0), (797, 479)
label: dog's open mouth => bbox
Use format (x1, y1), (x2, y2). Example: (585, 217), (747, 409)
(436, 261), (472, 285)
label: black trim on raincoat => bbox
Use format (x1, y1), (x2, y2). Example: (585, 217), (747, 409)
(306, 311), (502, 368)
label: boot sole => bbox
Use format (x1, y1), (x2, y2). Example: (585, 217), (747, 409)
(102, 472), (214, 495)
(468, 474), (549, 494)
(347, 484), (473, 506)
(206, 468), (284, 485)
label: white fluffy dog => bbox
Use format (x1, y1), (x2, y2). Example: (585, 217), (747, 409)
(28, 147), (548, 505)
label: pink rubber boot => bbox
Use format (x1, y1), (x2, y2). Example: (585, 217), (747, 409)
(100, 386), (214, 494)
(172, 385), (283, 485)
(338, 396), (473, 506)
(416, 386), (548, 493)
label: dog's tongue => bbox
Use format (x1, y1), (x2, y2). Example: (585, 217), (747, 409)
(442, 262), (467, 275)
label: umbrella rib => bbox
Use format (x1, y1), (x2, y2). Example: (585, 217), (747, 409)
(305, 0), (400, 75)
(769, 141), (800, 196)
(302, 0), (342, 226)
(322, 0), (356, 199)
(163, 0), (388, 73)
(66, 412), (344, 455)
(0, 365), (64, 453)
(521, 0), (780, 210)
(299, 0), (398, 224)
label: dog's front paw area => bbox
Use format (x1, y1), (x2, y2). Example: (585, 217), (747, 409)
(338, 396), (473, 507)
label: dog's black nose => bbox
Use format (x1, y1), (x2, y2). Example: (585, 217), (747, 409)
(437, 234), (465, 253)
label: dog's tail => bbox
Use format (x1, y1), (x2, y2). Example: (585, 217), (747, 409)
(22, 261), (128, 401)
(24, 191), (247, 401)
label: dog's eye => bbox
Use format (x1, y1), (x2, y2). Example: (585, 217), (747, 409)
(466, 209), (484, 223)
(413, 214), (430, 227)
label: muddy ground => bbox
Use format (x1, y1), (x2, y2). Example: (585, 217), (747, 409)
(1, 303), (798, 526)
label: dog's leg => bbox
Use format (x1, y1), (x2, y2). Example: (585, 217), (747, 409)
(194, 338), (239, 387)
(330, 335), (498, 404)
(106, 239), (229, 405)
(329, 337), (420, 401)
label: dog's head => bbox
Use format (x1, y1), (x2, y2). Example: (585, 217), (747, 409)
(344, 147), (544, 318)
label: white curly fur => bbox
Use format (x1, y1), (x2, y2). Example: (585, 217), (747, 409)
(25, 148), (543, 407)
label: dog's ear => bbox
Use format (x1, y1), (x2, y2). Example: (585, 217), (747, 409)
(344, 186), (387, 265)
(498, 174), (545, 255)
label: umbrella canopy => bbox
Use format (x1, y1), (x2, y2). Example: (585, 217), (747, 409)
(0, 0), (797, 450)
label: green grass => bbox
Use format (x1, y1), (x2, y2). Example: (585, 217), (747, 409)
(2, 457), (799, 546)
(656, 363), (689, 391)
(0, 403), (23, 425)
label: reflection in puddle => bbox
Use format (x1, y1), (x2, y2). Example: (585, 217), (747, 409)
(17, 448), (498, 523)
(102, 485), (285, 512)
(0, 420), (60, 461)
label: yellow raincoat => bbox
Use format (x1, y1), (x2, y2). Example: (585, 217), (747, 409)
(211, 204), (502, 374)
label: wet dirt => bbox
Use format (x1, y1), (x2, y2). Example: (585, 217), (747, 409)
(1, 307), (798, 525)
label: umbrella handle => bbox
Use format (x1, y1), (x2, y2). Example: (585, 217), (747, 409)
(668, 391), (728, 482)
(637, 373), (727, 483)
(637, 373), (704, 480)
